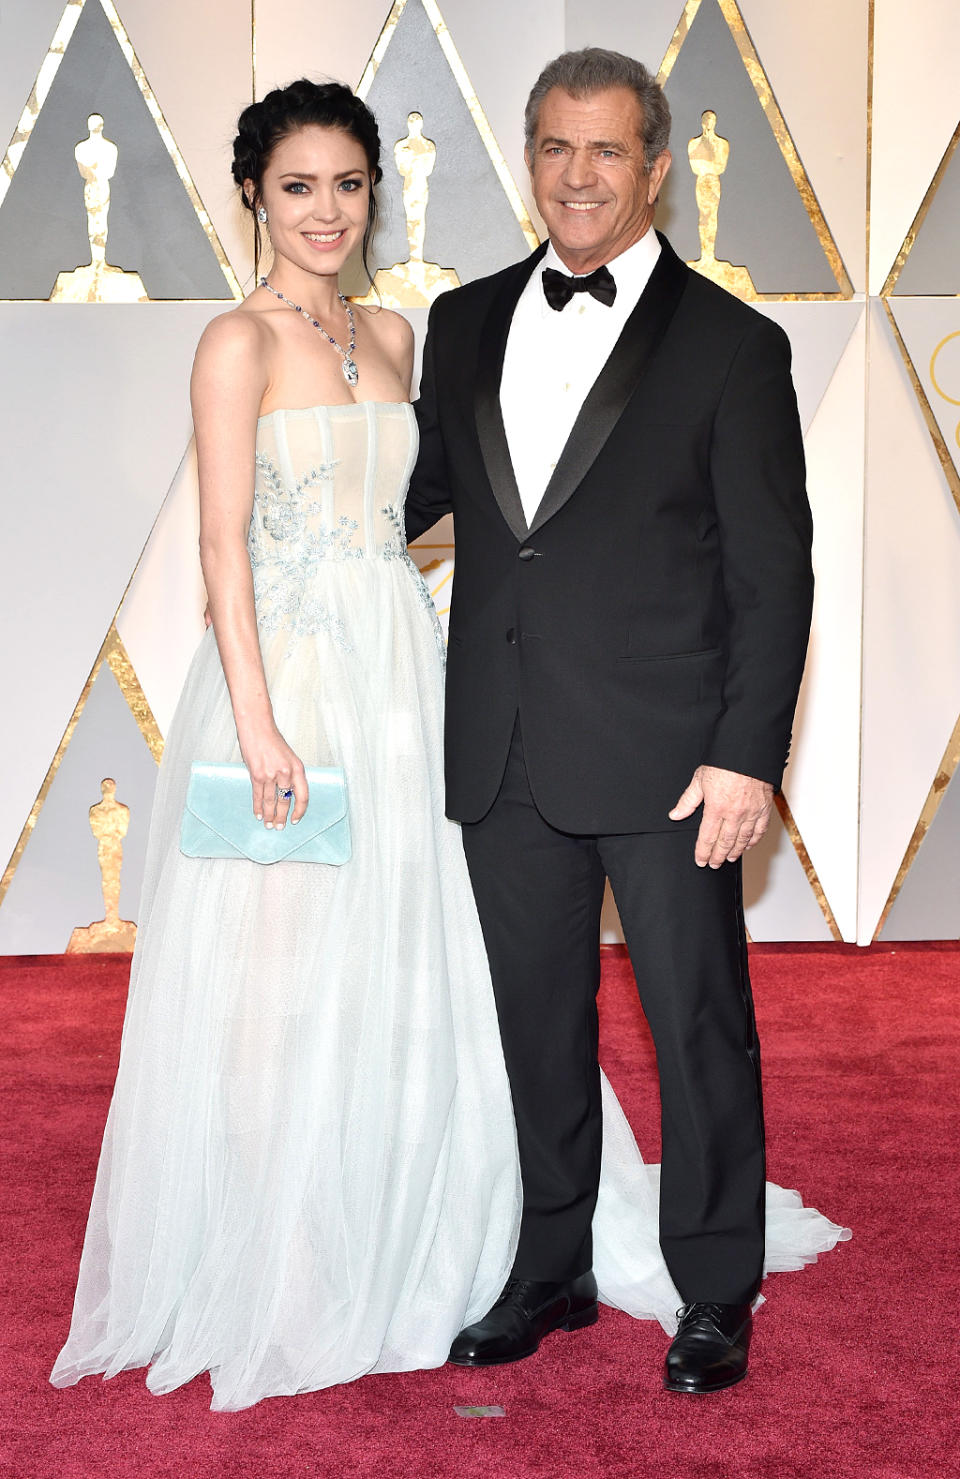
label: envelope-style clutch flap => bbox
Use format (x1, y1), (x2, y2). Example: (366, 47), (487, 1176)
(180, 762), (351, 865)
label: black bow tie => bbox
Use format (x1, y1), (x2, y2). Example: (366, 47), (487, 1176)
(542, 263), (617, 311)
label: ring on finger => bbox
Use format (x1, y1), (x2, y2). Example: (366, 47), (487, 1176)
(276, 785), (294, 800)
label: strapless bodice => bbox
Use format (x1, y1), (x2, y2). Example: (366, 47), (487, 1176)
(251, 401), (417, 564)
(248, 401), (424, 641)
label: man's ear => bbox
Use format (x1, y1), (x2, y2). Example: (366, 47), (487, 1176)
(647, 148), (672, 205)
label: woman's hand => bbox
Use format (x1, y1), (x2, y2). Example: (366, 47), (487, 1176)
(239, 724), (309, 830)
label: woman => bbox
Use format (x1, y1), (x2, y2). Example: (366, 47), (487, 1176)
(51, 79), (847, 1411)
(51, 80), (521, 1411)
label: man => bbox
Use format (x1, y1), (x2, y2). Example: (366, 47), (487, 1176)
(405, 47), (812, 1394)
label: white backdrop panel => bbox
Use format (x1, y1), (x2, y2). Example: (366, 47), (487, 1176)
(859, 302), (960, 940)
(115, 437), (206, 737)
(255, 0), (389, 99)
(742, 808), (834, 942)
(0, 302), (225, 871)
(784, 310), (867, 941)
(2, 0), (957, 947)
(870, 0), (960, 294)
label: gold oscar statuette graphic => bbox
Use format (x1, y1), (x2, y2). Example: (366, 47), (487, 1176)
(687, 110), (757, 299)
(356, 112), (460, 308)
(50, 113), (147, 302)
(67, 778), (137, 952)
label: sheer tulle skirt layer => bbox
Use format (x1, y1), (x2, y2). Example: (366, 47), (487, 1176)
(50, 557), (849, 1410)
(51, 562), (522, 1410)
(594, 1076), (850, 1331)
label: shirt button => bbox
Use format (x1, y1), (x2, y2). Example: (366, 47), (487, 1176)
(563, 382), (572, 391)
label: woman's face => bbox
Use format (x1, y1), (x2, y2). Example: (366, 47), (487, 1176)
(252, 124), (372, 280)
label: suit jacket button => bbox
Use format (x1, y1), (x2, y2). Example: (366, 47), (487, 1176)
(518, 546), (536, 561)
(506, 628), (517, 644)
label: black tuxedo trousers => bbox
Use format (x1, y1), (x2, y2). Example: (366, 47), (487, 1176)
(406, 235), (812, 1305)
(461, 720), (766, 1303)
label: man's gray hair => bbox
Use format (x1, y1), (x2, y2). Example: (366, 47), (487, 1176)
(524, 48), (671, 167)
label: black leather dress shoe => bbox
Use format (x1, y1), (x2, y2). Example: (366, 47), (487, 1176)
(448, 1273), (599, 1366)
(663, 1302), (753, 1393)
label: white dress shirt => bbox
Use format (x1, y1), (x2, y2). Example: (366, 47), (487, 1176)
(500, 228), (662, 527)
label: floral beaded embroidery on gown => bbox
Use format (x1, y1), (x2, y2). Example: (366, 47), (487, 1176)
(51, 402), (849, 1411)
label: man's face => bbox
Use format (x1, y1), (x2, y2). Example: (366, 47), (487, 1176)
(526, 86), (671, 274)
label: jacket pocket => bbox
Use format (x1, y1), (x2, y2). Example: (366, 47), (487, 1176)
(617, 646), (722, 663)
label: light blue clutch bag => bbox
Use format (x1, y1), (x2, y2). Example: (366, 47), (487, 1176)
(180, 762), (351, 865)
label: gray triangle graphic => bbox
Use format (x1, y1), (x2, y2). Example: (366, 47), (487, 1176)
(358, 0), (532, 289)
(0, 661), (158, 954)
(880, 761), (960, 940)
(0, 0), (234, 300)
(892, 129), (960, 295)
(657, 0), (838, 294)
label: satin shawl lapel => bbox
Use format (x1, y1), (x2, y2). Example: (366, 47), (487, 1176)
(474, 243), (548, 542)
(527, 234), (689, 537)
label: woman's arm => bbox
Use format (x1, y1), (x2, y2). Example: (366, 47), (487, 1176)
(191, 312), (307, 829)
(359, 304), (415, 396)
(406, 302), (453, 543)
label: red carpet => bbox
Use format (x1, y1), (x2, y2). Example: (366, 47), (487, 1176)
(2, 944), (956, 1479)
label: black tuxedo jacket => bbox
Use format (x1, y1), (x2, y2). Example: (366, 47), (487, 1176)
(406, 233), (813, 832)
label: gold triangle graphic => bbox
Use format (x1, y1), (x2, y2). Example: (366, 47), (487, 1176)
(881, 121), (960, 298)
(659, 0), (852, 301)
(872, 710), (960, 939)
(0, 621), (162, 914)
(356, 0), (539, 259)
(0, 0), (242, 302)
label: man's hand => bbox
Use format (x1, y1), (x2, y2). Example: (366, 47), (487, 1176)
(669, 765), (774, 869)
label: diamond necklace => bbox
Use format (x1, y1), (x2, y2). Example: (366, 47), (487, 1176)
(259, 276), (359, 386)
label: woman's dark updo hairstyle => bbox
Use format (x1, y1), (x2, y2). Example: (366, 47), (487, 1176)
(232, 78), (383, 280)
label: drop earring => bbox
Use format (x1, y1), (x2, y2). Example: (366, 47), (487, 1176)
(257, 206), (268, 224)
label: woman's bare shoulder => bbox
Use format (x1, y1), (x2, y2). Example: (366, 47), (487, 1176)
(192, 304), (271, 409)
(195, 302), (271, 363)
(354, 301), (413, 350)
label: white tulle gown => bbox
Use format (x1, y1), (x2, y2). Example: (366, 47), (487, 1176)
(51, 402), (848, 1411)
